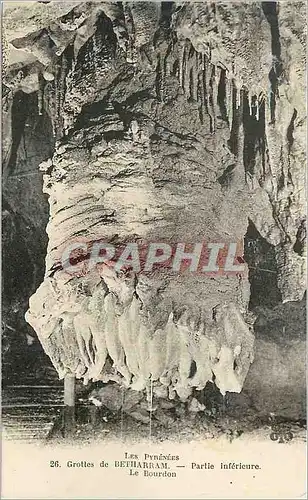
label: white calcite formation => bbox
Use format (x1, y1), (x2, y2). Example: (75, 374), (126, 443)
(26, 266), (254, 398)
(3, 2), (304, 403)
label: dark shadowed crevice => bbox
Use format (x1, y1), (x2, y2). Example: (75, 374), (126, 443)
(75, 12), (117, 76)
(287, 108), (298, 153)
(155, 53), (163, 101)
(227, 84), (242, 155)
(261, 1), (283, 123)
(153, 1), (174, 45)
(217, 68), (228, 123)
(293, 219), (306, 256)
(72, 69), (136, 133)
(2, 92), (55, 384)
(4, 92), (32, 182)
(253, 295), (306, 343)
(217, 163), (236, 189)
(159, 1), (174, 31)
(188, 360), (197, 379)
(244, 219), (282, 309)
(242, 92), (266, 177)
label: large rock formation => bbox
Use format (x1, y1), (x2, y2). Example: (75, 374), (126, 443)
(3, 1), (306, 416)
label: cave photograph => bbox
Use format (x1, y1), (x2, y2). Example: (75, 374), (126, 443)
(1, 1), (307, 499)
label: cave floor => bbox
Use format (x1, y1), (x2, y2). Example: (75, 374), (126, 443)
(47, 408), (306, 447)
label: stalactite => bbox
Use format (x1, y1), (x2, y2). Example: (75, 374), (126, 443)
(197, 64), (205, 123)
(172, 58), (179, 79)
(189, 67), (195, 102)
(181, 41), (189, 93)
(207, 65), (216, 133)
(183, 42), (191, 97)
(235, 80), (242, 110)
(174, 43), (213, 126)
(43, 80), (57, 137)
(123, 3), (137, 64)
(178, 43), (185, 89)
(163, 42), (173, 78)
(194, 49), (200, 102)
(53, 59), (60, 136)
(55, 64), (61, 119)
(248, 92), (253, 116)
(59, 52), (69, 130)
(226, 75), (233, 130)
(47, 49), (71, 137)
(155, 53), (163, 102)
(186, 43), (198, 102)
(251, 95), (257, 119)
(202, 56), (211, 129)
(256, 100), (260, 122)
(214, 65), (221, 116)
(194, 52), (206, 123)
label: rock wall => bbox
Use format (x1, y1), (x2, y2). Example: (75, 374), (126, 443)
(3, 1), (306, 417)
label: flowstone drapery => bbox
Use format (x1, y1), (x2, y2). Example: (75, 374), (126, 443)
(3, 1), (305, 406)
(26, 270), (254, 397)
